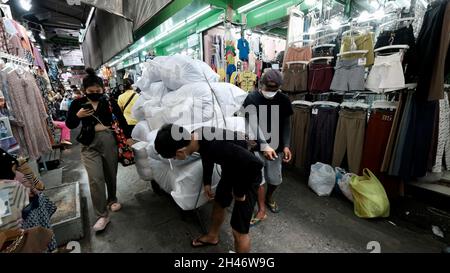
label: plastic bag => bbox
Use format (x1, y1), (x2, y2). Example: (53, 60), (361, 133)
(338, 173), (354, 202)
(350, 169), (390, 218)
(308, 162), (336, 196)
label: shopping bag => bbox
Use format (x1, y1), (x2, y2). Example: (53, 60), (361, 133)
(308, 162), (336, 196)
(337, 173), (354, 203)
(350, 169), (390, 218)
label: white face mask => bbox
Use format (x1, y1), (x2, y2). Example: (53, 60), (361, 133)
(261, 90), (278, 99)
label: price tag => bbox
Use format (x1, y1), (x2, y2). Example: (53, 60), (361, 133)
(312, 108), (318, 115)
(358, 58), (366, 66)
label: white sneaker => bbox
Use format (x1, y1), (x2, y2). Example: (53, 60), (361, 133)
(93, 217), (110, 232)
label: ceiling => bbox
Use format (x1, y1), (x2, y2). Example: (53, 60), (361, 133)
(8, 0), (90, 50)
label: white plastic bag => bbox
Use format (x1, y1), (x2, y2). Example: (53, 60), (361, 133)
(308, 162), (336, 196)
(131, 121), (151, 142)
(337, 173), (354, 202)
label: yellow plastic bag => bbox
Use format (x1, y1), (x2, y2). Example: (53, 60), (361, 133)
(350, 169), (390, 218)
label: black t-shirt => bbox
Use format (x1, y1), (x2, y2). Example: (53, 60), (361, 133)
(196, 127), (263, 198)
(243, 91), (294, 152)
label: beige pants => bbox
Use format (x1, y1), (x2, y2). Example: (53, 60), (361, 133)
(332, 109), (366, 174)
(81, 130), (118, 218)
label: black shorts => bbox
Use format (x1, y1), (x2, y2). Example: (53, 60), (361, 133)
(215, 166), (262, 234)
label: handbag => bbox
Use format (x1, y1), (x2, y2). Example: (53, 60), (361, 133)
(108, 102), (135, 167)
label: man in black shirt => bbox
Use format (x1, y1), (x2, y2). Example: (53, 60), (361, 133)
(242, 69), (294, 226)
(155, 125), (263, 253)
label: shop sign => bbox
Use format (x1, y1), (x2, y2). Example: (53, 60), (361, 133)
(61, 49), (85, 67)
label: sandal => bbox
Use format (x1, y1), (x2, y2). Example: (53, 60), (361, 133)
(191, 237), (220, 248)
(250, 214), (268, 227)
(266, 200), (280, 213)
(109, 202), (122, 212)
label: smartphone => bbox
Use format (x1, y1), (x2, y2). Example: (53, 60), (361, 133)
(81, 103), (93, 110)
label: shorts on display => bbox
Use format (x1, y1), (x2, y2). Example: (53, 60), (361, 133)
(340, 33), (375, 66)
(330, 59), (365, 92)
(366, 52), (405, 93)
(282, 64), (308, 92)
(308, 63), (334, 94)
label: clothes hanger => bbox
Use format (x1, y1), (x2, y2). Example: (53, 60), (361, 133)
(0, 229), (23, 250)
(292, 100), (313, 106)
(309, 56), (334, 63)
(286, 61), (309, 68)
(312, 101), (340, 107)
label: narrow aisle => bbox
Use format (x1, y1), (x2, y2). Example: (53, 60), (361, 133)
(60, 135), (445, 253)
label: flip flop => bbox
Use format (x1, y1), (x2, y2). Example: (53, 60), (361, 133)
(191, 238), (220, 248)
(266, 201), (280, 213)
(250, 214), (268, 227)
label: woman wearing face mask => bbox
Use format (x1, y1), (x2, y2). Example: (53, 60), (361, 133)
(66, 68), (133, 232)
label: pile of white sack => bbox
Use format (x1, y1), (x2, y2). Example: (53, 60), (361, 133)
(130, 54), (249, 210)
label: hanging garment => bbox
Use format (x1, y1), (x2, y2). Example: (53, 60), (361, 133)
(375, 25), (417, 82)
(237, 38), (250, 62)
(282, 64), (308, 92)
(399, 98), (438, 179)
(0, 180), (29, 230)
(36, 76), (56, 141)
(21, 193), (57, 252)
(236, 71), (257, 92)
(308, 63), (334, 94)
(332, 108), (366, 174)
(283, 46), (312, 69)
(381, 93), (405, 172)
(340, 33), (375, 66)
(414, 0), (450, 101)
(330, 59), (365, 92)
(307, 105), (339, 167)
(366, 52), (405, 93)
(291, 104), (311, 170)
(0, 19), (9, 53)
(361, 109), (396, 174)
(389, 92), (414, 176)
(6, 71), (52, 159)
(432, 92), (450, 173)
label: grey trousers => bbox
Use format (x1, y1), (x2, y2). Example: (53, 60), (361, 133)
(81, 130), (118, 218)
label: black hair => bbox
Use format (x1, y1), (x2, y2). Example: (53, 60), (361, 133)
(124, 78), (134, 90)
(0, 148), (18, 180)
(83, 68), (104, 90)
(70, 85), (78, 90)
(155, 124), (191, 159)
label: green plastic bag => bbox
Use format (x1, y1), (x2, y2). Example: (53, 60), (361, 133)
(350, 169), (390, 218)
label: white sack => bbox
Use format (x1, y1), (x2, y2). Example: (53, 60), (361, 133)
(160, 54), (219, 90)
(131, 121), (152, 142)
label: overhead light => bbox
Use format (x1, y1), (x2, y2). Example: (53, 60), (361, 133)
(108, 5), (214, 67)
(330, 18), (341, 30)
(19, 0), (32, 11)
(237, 0), (270, 13)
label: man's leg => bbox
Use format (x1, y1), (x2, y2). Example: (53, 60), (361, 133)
(192, 201), (226, 245)
(265, 153), (283, 212)
(192, 179), (231, 246)
(232, 229), (251, 253)
(252, 184), (267, 221)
